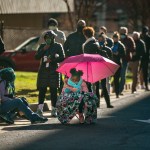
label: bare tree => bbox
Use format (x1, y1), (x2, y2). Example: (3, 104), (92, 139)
(63, 0), (105, 30)
(125, 0), (150, 30)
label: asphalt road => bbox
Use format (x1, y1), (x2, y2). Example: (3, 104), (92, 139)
(0, 92), (150, 150)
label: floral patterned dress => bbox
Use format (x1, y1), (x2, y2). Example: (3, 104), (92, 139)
(56, 78), (98, 124)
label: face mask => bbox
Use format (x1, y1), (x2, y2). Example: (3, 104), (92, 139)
(99, 41), (104, 46)
(49, 26), (57, 30)
(46, 38), (52, 45)
(120, 34), (126, 39)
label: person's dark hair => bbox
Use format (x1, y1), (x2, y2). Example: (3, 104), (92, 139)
(113, 31), (120, 39)
(48, 18), (58, 26)
(98, 32), (106, 40)
(83, 27), (95, 38)
(70, 68), (83, 77)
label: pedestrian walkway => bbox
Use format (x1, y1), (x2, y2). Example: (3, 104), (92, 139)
(0, 87), (148, 134)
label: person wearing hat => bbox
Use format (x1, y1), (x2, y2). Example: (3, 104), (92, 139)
(37, 18), (66, 49)
(140, 26), (150, 91)
(35, 30), (65, 117)
(0, 68), (48, 124)
(64, 20), (86, 57)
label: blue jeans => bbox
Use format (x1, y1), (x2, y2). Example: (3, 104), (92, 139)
(0, 98), (40, 122)
(119, 61), (128, 93)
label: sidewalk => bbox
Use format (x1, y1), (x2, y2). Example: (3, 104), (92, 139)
(0, 84), (148, 129)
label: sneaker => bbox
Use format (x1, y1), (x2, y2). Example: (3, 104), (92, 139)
(31, 117), (48, 124)
(107, 105), (114, 108)
(36, 108), (43, 117)
(0, 114), (14, 124)
(51, 107), (57, 117)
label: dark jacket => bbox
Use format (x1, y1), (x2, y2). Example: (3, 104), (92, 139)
(100, 45), (112, 60)
(83, 38), (109, 58)
(64, 31), (86, 57)
(141, 33), (150, 60)
(35, 42), (64, 89)
(0, 36), (5, 55)
(83, 38), (100, 54)
(131, 39), (146, 61)
(112, 41), (126, 65)
(106, 37), (114, 48)
(120, 36), (135, 62)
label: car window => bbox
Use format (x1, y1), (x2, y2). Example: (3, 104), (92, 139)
(15, 37), (39, 52)
(23, 39), (39, 52)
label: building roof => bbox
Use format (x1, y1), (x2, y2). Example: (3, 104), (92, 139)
(0, 0), (74, 14)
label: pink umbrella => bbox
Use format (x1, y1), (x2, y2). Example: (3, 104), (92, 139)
(57, 54), (119, 83)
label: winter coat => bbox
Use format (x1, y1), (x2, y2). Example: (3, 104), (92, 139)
(35, 42), (64, 89)
(131, 39), (146, 61)
(120, 36), (136, 62)
(83, 37), (100, 54)
(64, 31), (86, 57)
(141, 33), (150, 60)
(112, 41), (126, 65)
(100, 45), (112, 60)
(106, 37), (114, 48)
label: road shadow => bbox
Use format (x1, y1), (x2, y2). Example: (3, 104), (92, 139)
(1, 93), (150, 150)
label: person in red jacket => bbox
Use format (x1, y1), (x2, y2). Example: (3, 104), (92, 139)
(119, 27), (136, 95)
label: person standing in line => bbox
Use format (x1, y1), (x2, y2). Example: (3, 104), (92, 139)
(112, 32), (126, 98)
(98, 33), (113, 108)
(99, 26), (113, 94)
(64, 20), (86, 57)
(35, 31), (64, 117)
(130, 31), (146, 93)
(140, 26), (150, 91)
(82, 27), (113, 108)
(36, 18), (66, 94)
(119, 27), (136, 95)
(99, 26), (114, 49)
(38, 18), (66, 46)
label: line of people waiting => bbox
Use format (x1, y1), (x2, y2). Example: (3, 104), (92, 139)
(0, 18), (149, 125)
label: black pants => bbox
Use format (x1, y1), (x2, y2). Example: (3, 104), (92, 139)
(142, 60), (149, 89)
(114, 67), (121, 96)
(38, 87), (57, 107)
(87, 79), (111, 107)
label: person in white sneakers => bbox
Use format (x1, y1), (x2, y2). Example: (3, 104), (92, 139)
(35, 31), (65, 117)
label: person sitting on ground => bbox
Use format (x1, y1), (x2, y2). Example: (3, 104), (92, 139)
(0, 68), (48, 124)
(56, 68), (98, 124)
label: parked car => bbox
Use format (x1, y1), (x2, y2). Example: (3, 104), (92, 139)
(0, 36), (40, 71)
